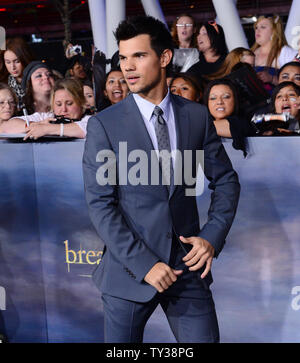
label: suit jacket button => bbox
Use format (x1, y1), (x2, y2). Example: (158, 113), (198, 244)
(167, 232), (172, 239)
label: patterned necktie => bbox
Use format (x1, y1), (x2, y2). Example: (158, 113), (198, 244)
(153, 106), (173, 188)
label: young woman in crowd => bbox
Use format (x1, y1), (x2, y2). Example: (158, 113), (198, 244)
(171, 13), (197, 49)
(21, 61), (55, 114)
(251, 15), (297, 86)
(270, 81), (300, 134)
(208, 47), (255, 80)
(272, 81), (300, 116)
(203, 78), (255, 155)
(278, 61), (300, 87)
(186, 20), (228, 79)
(83, 79), (96, 114)
(0, 83), (17, 133)
(253, 81), (300, 136)
(171, 14), (199, 72)
(0, 37), (34, 111)
(5, 78), (89, 139)
(169, 72), (203, 103)
(99, 68), (129, 110)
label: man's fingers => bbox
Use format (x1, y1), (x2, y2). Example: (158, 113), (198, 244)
(182, 248), (197, 262)
(164, 268), (182, 285)
(159, 279), (170, 291)
(156, 270), (182, 293)
(184, 251), (203, 266)
(189, 254), (212, 273)
(159, 269), (183, 292)
(163, 274), (174, 287)
(173, 269), (183, 275)
(168, 268), (182, 282)
(155, 282), (164, 293)
(200, 258), (213, 278)
(179, 235), (194, 244)
(144, 262), (183, 293)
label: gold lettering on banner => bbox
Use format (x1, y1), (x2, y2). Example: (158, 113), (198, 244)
(64, 240), (103, 276)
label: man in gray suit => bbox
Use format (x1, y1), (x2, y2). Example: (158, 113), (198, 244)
(83, 16), (240, 343)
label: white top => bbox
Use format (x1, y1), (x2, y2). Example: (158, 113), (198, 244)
(278, 45), (297, 68)
(132, 91), (177, 155)
(13, 112), (90, 135)
(173, 48), (199, 72)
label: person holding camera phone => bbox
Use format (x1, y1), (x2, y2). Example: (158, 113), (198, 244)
(64, 43), (91, 83)
(5, 78), (90, 139)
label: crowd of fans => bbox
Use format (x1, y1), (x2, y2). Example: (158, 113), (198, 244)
(0, 13), (300, 155)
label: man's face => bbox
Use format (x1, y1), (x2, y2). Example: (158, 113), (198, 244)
(119, 34), (168, 96)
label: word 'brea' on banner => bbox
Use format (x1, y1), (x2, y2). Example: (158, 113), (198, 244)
(64, 240), (103, 274)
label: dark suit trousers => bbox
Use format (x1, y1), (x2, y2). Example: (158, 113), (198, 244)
(101, 237), (219, 343)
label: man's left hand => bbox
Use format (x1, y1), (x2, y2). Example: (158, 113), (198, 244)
(180, 236), (215, 278)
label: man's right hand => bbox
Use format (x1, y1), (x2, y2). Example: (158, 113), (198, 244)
(144, 262), (183, 293)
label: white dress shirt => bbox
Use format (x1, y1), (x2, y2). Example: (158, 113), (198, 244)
(132, 91), (177, 155)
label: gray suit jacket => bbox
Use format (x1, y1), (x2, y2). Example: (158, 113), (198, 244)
(82, 93), (240, 302)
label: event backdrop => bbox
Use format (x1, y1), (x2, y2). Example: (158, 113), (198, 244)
(0, 136), (299, 342)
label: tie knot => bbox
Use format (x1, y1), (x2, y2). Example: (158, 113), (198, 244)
(153, 106), (163, 117)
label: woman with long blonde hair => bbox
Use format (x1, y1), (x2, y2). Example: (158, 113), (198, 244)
(251, 15), (297, 85)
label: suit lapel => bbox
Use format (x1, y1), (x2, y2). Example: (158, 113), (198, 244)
(122, 94), (155, 153)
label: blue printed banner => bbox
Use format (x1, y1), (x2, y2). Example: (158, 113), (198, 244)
(0, 137), (299, 342)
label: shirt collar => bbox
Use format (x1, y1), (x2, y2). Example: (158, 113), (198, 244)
(133, 90), (171, 123)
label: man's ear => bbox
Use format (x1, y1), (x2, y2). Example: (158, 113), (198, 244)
(160, 49), (173, 68)
(69, 68), (74, 76)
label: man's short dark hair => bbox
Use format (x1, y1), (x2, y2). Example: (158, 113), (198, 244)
(114, 16), (174, 58)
